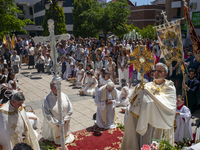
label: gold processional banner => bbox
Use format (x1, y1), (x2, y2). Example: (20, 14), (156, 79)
(156, 20), (184, 66)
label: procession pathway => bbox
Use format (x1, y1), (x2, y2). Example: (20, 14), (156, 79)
(17, 64), (200, 141)
(17, 64), (124, 140)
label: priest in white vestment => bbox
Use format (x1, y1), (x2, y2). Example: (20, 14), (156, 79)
(175, 95), (193, 142)
(0, 92), (40, 150)
(121, 63), (176, 150)
(42, 81), (74, 145)
(94, 82), (118, 129)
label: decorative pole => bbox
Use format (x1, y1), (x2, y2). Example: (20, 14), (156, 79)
(33, 19), (70, 150)
(181, 64), (189, 107)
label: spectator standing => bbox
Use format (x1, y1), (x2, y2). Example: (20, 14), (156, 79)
(10, 50), (20, 74)
(27, 43), (35, 69)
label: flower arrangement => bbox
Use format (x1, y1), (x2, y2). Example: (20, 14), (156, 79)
(141, 137), (191, 150)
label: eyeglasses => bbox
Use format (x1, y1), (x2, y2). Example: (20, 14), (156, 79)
(188, 55), (192, 56)
(154, 70), (164, 73)
(108, 60), (111, 61)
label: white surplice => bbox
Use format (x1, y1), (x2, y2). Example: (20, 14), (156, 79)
(41, 92), (74, 145)
(94, 86), (119, 129)
(174, 105), (193, 142)
(0, 102), (40, 150)
(121, 80), (176, 150)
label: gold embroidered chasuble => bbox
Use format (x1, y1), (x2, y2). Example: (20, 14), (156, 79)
(121, 80), (176, 150)
(0, 102), (40, 150)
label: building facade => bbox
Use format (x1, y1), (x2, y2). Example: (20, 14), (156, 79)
(15, 0), (73, 37)
(128, 5), (165, 29)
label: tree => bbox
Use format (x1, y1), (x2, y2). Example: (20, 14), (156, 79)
(128, 24), (141, 33)
(42, 2), (67, 36)
(0, 0), (34, 39)
(81, 0), (130, 41)
(72, 0), (98, 37)
(140, 25), (156, 40)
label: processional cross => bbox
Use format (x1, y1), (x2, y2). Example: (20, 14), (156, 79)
(161, 10), (169, 24)
(33, 19), (70, 150)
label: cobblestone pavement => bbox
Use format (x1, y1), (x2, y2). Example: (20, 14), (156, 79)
(17, 64), (200, 141)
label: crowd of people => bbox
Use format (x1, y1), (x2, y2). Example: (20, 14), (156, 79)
(0, 34), (200, 149)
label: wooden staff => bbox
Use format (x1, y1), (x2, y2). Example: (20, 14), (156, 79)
(181, 64), (188, 107)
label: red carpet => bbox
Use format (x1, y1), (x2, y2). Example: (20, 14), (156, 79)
(40, 126), (124, 150)
(66, 126), (124, 150)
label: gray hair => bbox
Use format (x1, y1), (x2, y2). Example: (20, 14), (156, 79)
(11, 92), (25, 102)
(156, 63), (168, 73)
(106, 82), (115, 89)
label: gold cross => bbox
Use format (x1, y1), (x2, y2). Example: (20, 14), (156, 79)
(11, 123), (18, 131)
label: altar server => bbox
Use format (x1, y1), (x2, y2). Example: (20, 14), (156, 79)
(41, 81), (74, 145)
(174, 95), (193, 142)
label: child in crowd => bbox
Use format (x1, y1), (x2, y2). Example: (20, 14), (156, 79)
(81, 71), (97, 96)
(63, 58), (73, 80)
(174, 95), (193, 142)
(67, 65), (76, 80)
(2, 68), (8, 77)
(116, 86), (130, 107)
(45, 54), (52, 74)
(0, 75), (8, 89)
(76, 62), (84, 88)
(7, 71), (20, 91)
(74, 61), (79, 76)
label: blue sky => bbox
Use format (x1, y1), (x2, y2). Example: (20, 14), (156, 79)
(107, 0), (154, 6)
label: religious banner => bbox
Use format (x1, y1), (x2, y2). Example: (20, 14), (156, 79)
(156, 20), (184, 66)
(184, 7), (200, 62)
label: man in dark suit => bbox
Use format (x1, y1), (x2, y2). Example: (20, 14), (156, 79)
(184, 69), (200, 113)
(4, 48), (11, 67)
(185, 55), (200, 74)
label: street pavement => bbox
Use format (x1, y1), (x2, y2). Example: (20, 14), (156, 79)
(17, 64), (200, 142)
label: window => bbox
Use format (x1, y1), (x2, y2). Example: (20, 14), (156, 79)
(35, 16), (45, 26)
(29, 7), (33, 15)
(63, 0), (74, 7)
(177, 8), (181, 17)
(34, 0), (45, 13)
(65, 13), (73, 24)
(18, 17), (24, 20)
(17, 5), (23, 11)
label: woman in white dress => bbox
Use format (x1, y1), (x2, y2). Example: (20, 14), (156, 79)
(116, 86), (130, 107)
(81, 71), (97, 96)
(76, 62), (84, 88)
(95, 55), (103, 77)
(95, 71), (112, 93)
(117, 49), (129, 87)
(83, 64), (95, 85)
(63, 58), (73, 80)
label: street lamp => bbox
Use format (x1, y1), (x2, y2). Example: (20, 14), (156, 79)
(44, 0), (64, 34)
